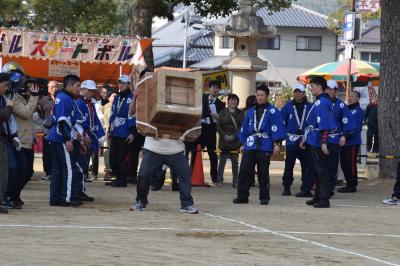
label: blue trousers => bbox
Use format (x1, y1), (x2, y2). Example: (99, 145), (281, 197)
(50, 141), (79, 203)
(282, 144), (313, 192)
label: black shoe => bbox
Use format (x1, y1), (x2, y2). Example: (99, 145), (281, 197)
(282, 188), (291, 196)
(233, 198), (249, 204)
(0, 207), (8, 214)
(330, 191), (335, 198)
(77, 193), (95, 202)
(306, 198), (318, 206)
(260, 199), (269, 205)
(111, 182), (127, 187)
(313, 200), (330, 208)
(61, 200), (83, 207)
(12, 201), (22, 209)
(337, 186), (356, 193)
(49, 201), (62, 206)
(172, 184), (179, 191)
(232, 182), (237, 188)
(151, 185), (162, 191)
(103, 176), (115, 182)
(295, 191), (313, 198)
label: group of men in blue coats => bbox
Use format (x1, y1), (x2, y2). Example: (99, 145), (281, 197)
(234, 77), (364, 208)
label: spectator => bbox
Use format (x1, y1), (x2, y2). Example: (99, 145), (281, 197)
(0, 73), (13, 214)
(8, 79), (40, 208)
(216, 94), (244, 187)
(100, 90), (116, 180)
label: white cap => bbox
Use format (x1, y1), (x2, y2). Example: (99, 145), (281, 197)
(81, 80), (97, 90)
(327, 80), (338, 90)
(293, 83), (306, 92)
(118, 75), (131, 84)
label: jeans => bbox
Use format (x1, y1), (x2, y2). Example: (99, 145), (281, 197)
(136, 149), (194, 208)
(217, 152), (239, 184)
(237, 150), (271, 201)
(392, 161), (400, 198)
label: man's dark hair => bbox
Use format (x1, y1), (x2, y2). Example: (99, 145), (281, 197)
(310, 76), (327, 90)
(63, 74), (80, 88)
(227, 93), (239, 104)
(209, 80), (221, 89)
(256, 84), (270, 96)
(352, 90), (361, 99)
(0, 73), (10, 83)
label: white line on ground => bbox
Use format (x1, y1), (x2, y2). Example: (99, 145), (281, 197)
(2, 224), (400, 239)
(202, 212), (400, 266)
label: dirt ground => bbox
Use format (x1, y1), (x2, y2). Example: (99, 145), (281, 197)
(1, 156), (399, 266)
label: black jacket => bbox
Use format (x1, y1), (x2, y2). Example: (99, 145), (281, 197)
(201, 93), (225, 125)
(364, 104), (378, 128)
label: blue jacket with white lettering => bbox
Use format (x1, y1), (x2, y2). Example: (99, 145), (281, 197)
(109, 90), (136, 139)
(281, 100), (313, 146)
(346, 102), (364, 146)
(304, 93), (335, 148)
(239, 103), (286, 153)
(327, 98), (356, 145)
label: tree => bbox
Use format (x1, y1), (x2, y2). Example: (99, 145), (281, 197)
(27, 0), (118, 34)
(0, 0), (29, 27)
(328, 0), (381, 35)
(130, 0), (292, 70)
(379, 0), (400, 178)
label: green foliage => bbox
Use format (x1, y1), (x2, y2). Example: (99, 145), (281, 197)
(0, 0), (29, 27)
(328, 0), (381, 35)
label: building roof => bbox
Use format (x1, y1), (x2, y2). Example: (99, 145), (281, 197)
(190, 56), (229, 70)
(359, 25), (380, 44)
(206, 4), (329, 29)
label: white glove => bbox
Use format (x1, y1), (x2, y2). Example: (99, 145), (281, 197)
(13, 137), (22, 151)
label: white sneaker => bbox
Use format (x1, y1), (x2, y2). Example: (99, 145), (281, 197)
(130, 201), (146, 211)
(41, 175), (51, 181)
(179, 205), (199, 214)
(382, 197), (400, 205)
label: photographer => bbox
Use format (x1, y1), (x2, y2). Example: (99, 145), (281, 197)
(8, 79), (40, 208)
(0, 73), (14, 214)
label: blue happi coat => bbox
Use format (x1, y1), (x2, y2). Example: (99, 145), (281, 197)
(47, 90), (79, 143)
(304, 93), (335, 148)
(76, 97), (105, 151)
(239, 103), (286, 153)
(346, 102), (364, 146)
(328, 98), (356, 144)
(281, 100), (313, 146)
(109, 90), (136, 138)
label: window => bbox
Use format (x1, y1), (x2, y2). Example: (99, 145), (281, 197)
(360, 52), (380, 62)
(258, 35), (280, 50)
(296, 36), (322, 51)
(221, 37), (233, 49)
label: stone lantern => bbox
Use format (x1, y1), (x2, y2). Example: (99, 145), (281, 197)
(214, 0), (276, 107)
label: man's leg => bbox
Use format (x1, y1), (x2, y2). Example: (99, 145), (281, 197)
(205, 126), (218, 183)
(367, 126), (373, 152)
(310, 147), (330, 205)
(43, 138), (52, 176)
(327, 143), (340, 194)
(49, 142), (63, 204)
(256, 151), (271, 202)
(0, 142), (8, 203)
(108, 137), (119, 180)
(392, 161), (400, 198)
(231, 153), (239, 186)
(282, 145), (296, 193)
(166, 152), (194, 208)
(236, 150), (256, 201)
(373, 127), (379, 153)
(135, 149), (163, 206)
(217, 152), (228, 184)
(130, 134), (145, 183)
(298, 146), (313, 193)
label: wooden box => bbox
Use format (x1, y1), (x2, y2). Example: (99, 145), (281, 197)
(136, 67), (202, 141)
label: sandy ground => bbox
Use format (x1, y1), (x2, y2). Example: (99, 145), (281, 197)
(1, 155), (399, 266)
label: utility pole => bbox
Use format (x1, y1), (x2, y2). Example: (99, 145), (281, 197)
(182, 7), (191, 69)
(345, 0), (356, 102)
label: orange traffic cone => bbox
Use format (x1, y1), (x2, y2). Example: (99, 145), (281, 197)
(191, 144), (209, 187)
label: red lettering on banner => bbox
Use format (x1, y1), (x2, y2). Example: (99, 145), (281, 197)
(30, 41), (47, 56)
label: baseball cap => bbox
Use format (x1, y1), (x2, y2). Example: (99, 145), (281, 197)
(81, 80), (97, 90)
(327, 80), (338, 90)
(293, 83), (305, 92)
(118, 75), (130, 84)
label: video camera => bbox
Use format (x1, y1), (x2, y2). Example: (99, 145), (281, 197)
(7, 71), (49, 97)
